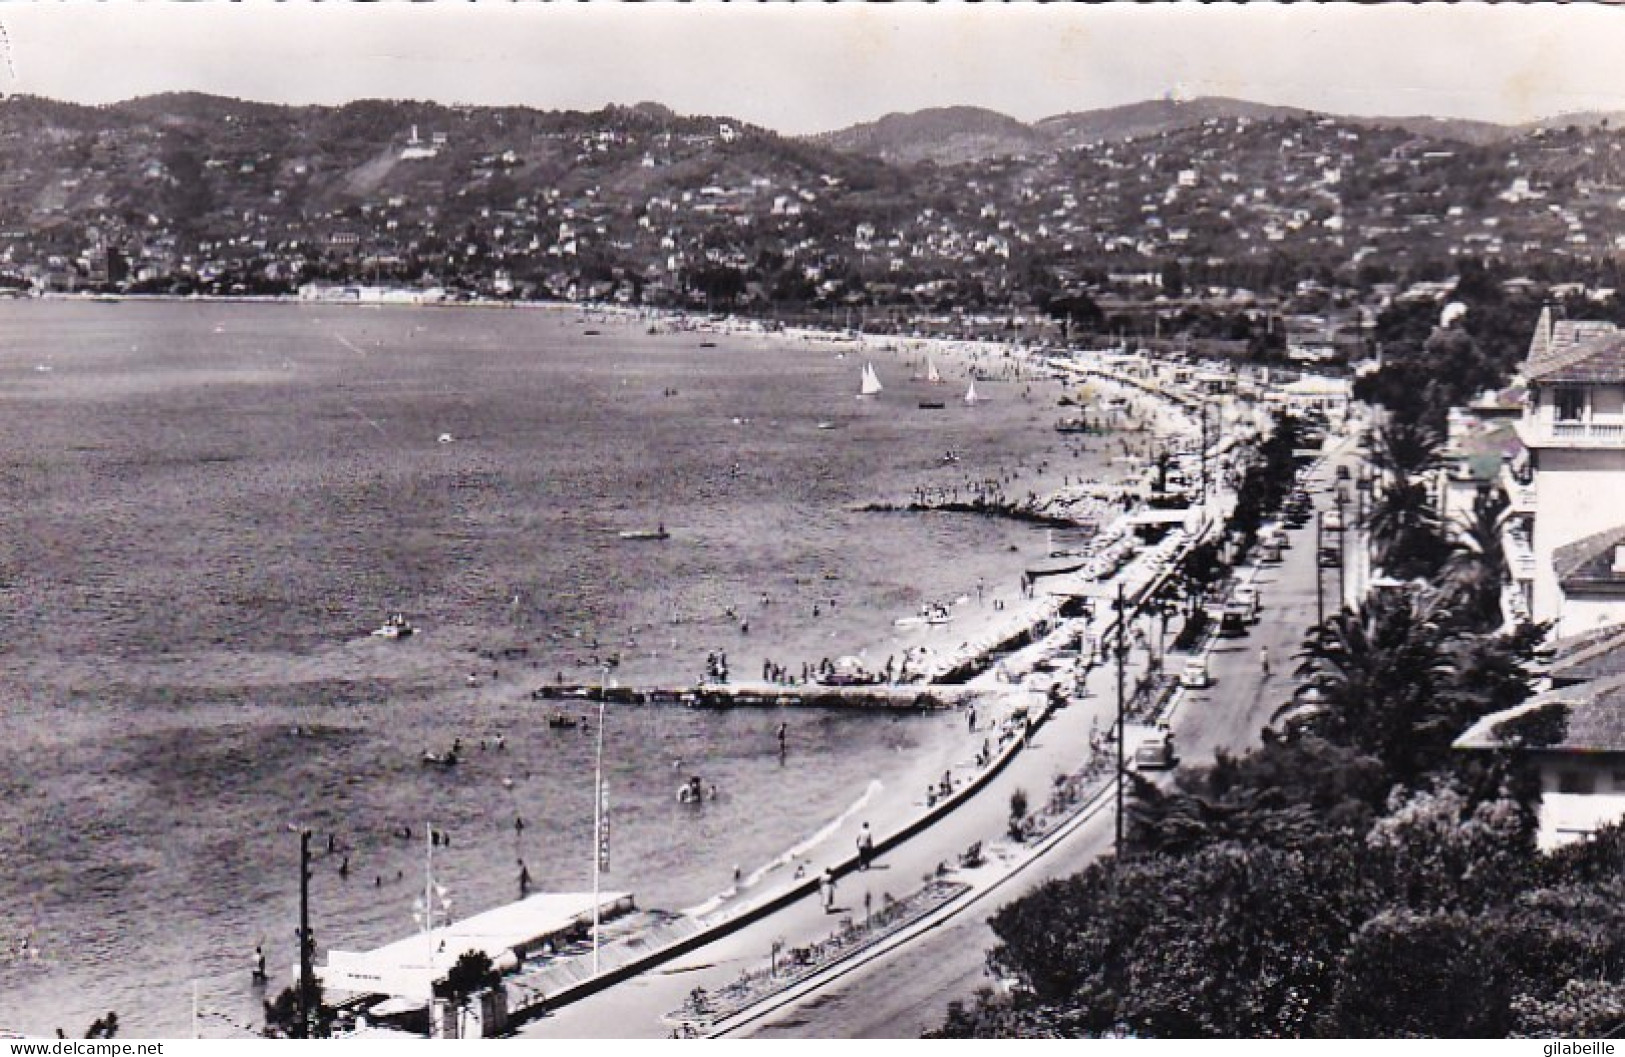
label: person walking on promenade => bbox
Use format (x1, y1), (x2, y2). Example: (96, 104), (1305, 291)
(777, 721), (788, 757)
(1260, 645), (1271, 677)
(821, 868), (837, 912)
(857, 822), (874, 870)
(967, 705), (977, 733)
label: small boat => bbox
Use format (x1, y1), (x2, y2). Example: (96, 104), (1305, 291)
(618, 525), (670, 541)
(859, 363), (883, 398)
(422, 751), (459, 767)
(547, 712), (579, 730)
(371, 614), (415, 639)
(942, 451), (961, 464)
(437, 433), (455, 444)
(582, 329), (601, 336)
(926, 356), (942, 384)
(918, 400), (946, 410)
(816, 421), (837, 430)
(699, 341), (717, 348)
(964, 382), (980, 406)
(1054, 418), (1092, 434)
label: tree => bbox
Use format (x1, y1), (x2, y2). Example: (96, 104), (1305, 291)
(434, 948), (502, 1032)
(1279, 588), (1456, 784)
(264, 978), (334, 1038)
(1442, 488), (1511, 631)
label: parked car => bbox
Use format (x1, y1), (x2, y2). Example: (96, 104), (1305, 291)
(1219, 604), (1250, 636)
(1179, 657), (1211, 688)
(1134, 731), (1178, 771)
(1319, 545), (1342, 568)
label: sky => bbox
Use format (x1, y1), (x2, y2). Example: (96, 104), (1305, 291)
(4, 2), (1625, 134)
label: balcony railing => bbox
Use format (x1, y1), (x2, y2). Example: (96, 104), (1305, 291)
(1519, 417), (1625, 447)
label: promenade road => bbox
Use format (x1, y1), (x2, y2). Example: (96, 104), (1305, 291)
(733, 435), (1360, 1039)
(517, 434), (1359, 1040)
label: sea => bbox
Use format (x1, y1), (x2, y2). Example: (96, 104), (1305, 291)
(0, 299), (1132, 1035)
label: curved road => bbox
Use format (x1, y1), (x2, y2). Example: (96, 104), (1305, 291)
(737, 441), (1352, 1038)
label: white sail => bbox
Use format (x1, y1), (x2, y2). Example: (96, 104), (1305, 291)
(926, 356), (941, 383)
(964, 381), (979, 405)
(860, 362), (883, 396)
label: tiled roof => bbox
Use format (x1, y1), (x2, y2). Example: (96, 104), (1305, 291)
(1551, 624), (1625, 686)
(1554, 523), (1625, 592)
(1456, 673), (1625, 753)
(1525, 320), (1625, 383)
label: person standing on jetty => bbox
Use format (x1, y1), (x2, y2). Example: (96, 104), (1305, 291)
(821, 868), (837, 912)
(857, 822), (874, 870)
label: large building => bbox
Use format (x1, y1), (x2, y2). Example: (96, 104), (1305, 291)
(1516, 308), (1625, 633)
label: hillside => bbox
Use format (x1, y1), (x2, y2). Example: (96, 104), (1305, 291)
(1035, 96), (1308, 149)
(808, 106), (1049, 166)
(3, 91), (1625, 315)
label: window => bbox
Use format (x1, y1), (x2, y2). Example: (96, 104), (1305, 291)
(1559, 769), (1596, 794)
(1554, 387), (1587, 422)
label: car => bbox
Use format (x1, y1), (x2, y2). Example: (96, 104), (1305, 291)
(1260, 540), (1283, 564)
(1134, 732), (1178, 771)
(1179, 657), (1211, 688)
(1234, 586), (1260, 621)
(1319, 545), (1342, 568)
(1219, 604), (1250, 636)
(1323, 510), (1344, 532)
(1336, 464), (1351, 481)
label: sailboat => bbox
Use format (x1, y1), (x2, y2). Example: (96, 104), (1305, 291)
(859, 362), (883, 397)
(925, 356), (942, 384)
(964, 381), (980, 405)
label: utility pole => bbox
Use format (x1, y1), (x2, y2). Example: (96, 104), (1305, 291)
(297, 828), (313, 1039)
(1315, 511), (1326, 629)
(1114, 582), (1127, 859)
(592, 665), (609, 976)
(1336, 493), (1347, 607)
(1200, 402), (1210, 505)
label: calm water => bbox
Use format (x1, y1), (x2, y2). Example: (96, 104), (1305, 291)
(0, 301), (1114, 1035)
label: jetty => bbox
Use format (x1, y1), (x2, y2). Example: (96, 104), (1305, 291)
(530, 681), (966, 711)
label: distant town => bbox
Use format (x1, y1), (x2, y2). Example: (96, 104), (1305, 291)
(4, 93), (1625, 361)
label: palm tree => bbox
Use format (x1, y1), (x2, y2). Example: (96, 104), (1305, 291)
(1364, 420), (1451, 579)
(1368, 478), (1449, 579)
(1369, 420), (1445, 491)
(1442, 488), (1511, 631)
(1278, 587), (1457, 784)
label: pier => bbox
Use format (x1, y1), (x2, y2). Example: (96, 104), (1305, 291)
(530, 681), (966, 711)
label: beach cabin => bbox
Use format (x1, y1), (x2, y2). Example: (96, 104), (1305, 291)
(319, 890), (634, 1037)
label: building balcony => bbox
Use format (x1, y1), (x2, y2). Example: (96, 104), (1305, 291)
(1503, 525), (1538, 584)
(1516, 417), (1625, 449)
(1499, 464), (1537, 515)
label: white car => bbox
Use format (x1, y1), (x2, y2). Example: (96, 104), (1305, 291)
(1179, 658), (1211, 688)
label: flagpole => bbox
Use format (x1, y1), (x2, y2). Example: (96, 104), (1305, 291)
(592, 666), (607, 975)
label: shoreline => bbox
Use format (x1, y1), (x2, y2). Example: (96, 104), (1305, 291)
(0, 297), (1208, 1035)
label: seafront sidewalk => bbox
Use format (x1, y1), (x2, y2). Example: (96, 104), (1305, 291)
(515, 575), (1178, 1038)
(511, 479), (1224, 1037)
